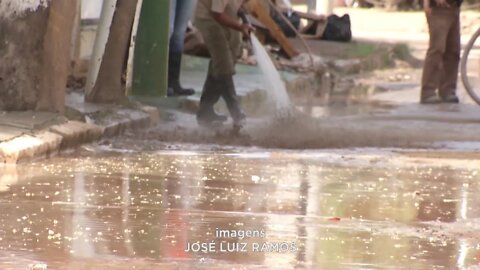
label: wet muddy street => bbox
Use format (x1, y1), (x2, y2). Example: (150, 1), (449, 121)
(1, 139), (480, 269)
(2, 1), (480, 269)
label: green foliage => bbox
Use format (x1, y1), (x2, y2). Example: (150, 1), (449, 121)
(347, 43), (377, 58)
(391, 43), (411, 61)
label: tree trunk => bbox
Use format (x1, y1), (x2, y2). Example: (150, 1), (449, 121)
(36, 0), (78, 113)
(86, 0), (139, 103)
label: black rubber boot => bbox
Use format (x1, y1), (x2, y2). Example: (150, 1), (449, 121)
(217, 75), (246, 128)
(197, 75), (228, 126)
(168, 52), (195, 97)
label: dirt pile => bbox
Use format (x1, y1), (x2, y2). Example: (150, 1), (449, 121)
(249, 111), (430, 149)
(135, 109), (457, 150)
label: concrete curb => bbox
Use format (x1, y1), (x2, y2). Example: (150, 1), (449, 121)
(0, 105), (160, 164)
(0, 132), (62, 164)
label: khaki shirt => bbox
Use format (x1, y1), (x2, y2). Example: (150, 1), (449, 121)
(195, 0), (244, 21)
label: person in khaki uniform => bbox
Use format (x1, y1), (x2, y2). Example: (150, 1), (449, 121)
(420, 0), (463, 104)
(194, 0), (253, 128)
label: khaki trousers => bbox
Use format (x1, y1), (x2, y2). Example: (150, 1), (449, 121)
(195, 18), (243, 119)
(195, 19), (242, 77)
(421, 7), (461, 99)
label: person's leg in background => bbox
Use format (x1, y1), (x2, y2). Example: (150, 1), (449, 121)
(420, 9), (450, 104)
(169, 0), (176, 37)
(168, 0), (196, 96)
(438, 7), (461, 103)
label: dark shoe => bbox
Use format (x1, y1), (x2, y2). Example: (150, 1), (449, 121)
(232, 112), (246, 129)
(197, 118), (223, 128)
(197, 109), (228, 123)
(196, 107), (228, 127)
(168, 52), (195, 96)
(197, 116), (225, 128)
(441, 94), (459, 103)
(167, 85), (194, 97)
(210, 111), (228, 122)
(420, 95), (442, 104)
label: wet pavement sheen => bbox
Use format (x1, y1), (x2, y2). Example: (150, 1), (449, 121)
(1, 143), (480, 269)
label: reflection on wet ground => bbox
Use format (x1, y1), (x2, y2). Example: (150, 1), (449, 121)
(1, 142), (480, 269)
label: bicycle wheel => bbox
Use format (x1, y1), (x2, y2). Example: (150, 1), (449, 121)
(461, 27), (480, 105)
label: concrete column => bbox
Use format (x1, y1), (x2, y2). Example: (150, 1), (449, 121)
(0, 0), (77, 113)
(131, 0), (170, 97)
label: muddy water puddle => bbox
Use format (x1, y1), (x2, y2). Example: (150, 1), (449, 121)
(1, 143), (480, 269)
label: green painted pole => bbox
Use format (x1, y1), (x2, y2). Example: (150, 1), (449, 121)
(131, 0), (169, 96)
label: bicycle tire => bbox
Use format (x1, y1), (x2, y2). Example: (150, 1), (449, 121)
(461, 27), (480, 105)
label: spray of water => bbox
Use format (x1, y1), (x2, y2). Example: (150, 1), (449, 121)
(251, 35), (293, 116)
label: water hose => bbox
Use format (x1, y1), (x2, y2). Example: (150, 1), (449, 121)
(267, 1), (316, 68)
(239, 8), (252, 27)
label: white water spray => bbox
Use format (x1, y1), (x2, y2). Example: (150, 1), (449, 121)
(251, 35), (292, 113)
